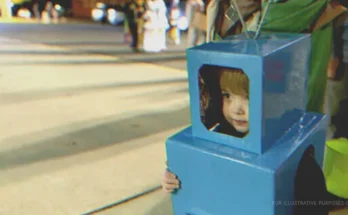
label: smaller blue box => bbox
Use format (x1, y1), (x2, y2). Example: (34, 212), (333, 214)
(186, 33), (311, 154)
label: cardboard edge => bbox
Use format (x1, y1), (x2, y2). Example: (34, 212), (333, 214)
(313, 2), (347, 31)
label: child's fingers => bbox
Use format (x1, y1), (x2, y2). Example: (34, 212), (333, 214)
(162, 179), (179, 186)
(162, 183), (180, 193)
(162, 182), (179, 190)
(165, 169), (177, 179)
(162, 177), (179, 185)
(163, 187), (174, 193)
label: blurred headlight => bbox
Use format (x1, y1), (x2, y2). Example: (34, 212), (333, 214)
(18, 9), (31, 19)
(96, 2), (106, 9)
(107, 9), (125, 25)
(54, 4), (62, 11)
(92, 8), (105, 22)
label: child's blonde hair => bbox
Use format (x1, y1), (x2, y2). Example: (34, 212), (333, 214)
(219, 68), (249, 98)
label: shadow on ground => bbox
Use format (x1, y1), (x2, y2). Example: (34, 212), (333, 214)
(0, 105), (190, 171)
(0, 78), (188, 104)
(0, 50), (186, 66)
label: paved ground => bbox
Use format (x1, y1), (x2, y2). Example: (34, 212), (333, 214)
(0, 20), (188, 70)
(0, 20), (189, 214)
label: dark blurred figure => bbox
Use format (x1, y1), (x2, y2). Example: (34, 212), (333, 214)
(329, 0), (348, 81)
(32, 0), (40, 19)
(115, 0), (145, 52)
(32, 0), (48, 20)
(293, 145), (330, 215)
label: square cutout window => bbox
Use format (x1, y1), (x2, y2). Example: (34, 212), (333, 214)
(199, 65), (250, 139)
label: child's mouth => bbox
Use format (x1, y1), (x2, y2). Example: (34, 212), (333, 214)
(233, 119), (248, 126)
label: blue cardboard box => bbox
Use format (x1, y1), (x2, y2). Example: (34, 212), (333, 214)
(165, 33), (328, 215)
(166, 113), (327, 215)
(186, 33), (312, 154)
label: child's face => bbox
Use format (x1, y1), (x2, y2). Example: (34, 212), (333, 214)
(221, 89), (249, 133)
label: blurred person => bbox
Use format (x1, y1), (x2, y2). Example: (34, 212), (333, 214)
(46, 1), (53, 18)
(0, 0), (12, 18)
(115, 0), (146, 52)
(36, 0), (47, 19)
(168, 3), (181, 45)
(155, 0), (169, 51)
(124, 17), (132, 44)
(186, 0), (206, 47)
(41, 1), (54, 23)
(171, 0), (180, 7)
(142, 0), (168, 52)
(51, 0), (61, 23)
(32, 0), (41, 20)
(143, 0), (158, 52)
(119, 0), (132, 44)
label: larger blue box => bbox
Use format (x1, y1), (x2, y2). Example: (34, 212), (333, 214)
(166, 114), (327, 215)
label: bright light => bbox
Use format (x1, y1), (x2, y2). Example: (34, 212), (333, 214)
(18, 9), (31, 19)
(54, 4), (62, 11)
(91, 8), (105, 22)
(177, 16), (188, 31)
(107, 8), (116, 19)
(96, 2), (106, 9)
(107, 9), (125, 25)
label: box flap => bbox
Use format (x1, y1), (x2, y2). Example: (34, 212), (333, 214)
(313, 1), (347, 31)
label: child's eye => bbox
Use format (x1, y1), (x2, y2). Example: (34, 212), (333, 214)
(222, 92), (230, 99)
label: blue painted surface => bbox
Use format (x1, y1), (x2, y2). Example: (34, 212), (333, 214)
(186, 33), (311, 154)
(166, 113), (327, 215)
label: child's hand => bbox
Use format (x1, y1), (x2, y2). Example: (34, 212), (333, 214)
(161, 169), (180, 193)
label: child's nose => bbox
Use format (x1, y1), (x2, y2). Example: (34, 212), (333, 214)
(231, 99), (244, 114)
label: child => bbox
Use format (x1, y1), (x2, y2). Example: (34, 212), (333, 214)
(162, 67), (249, 193)
(209, 67), (249, 137)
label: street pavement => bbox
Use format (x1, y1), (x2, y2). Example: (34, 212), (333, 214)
(0, 21), (189, 214)
(0, 21), (188, 70)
